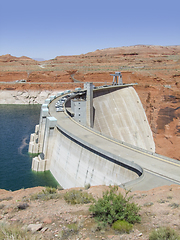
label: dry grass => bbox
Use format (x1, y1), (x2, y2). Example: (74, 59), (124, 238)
(0, 223), (40, 240)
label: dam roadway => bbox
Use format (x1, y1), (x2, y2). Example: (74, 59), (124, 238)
(48, 89), (180, 191)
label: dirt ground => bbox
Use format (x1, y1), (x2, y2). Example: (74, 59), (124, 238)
(0, 185), (180, 239)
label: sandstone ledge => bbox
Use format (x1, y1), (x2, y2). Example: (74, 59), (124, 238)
(0, 90), (61, 104)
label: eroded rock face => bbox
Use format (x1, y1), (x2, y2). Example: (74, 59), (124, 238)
(134, 81), (180, 160)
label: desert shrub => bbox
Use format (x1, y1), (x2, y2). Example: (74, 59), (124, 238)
(112, 220), (133, 233)
(144, 202), (154, 207)
(0, 204), (5, 209)
(157, 199), (166, 204)
(94, 221), (108, 231)
(59, 221), (82, 239)
(30, 186), (61, 201)
(64, 190), (94, 204)
(17, 202), (29, 210)
(89, 186), (141, 226)
(0, 196), (13, 202)
(149, 227), (180, 240)
(0, 223), (38, 240)
(42, 186), (57, 194)
(168, 203), (179, 209)
(67, 223), (79, 232)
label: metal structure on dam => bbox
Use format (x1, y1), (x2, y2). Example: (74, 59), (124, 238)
(29, 76), (180, 191)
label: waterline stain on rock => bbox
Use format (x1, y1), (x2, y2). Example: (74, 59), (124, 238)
(157, 107), (180, 132)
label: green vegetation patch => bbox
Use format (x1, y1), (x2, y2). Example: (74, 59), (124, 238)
(67, 223), (79, 232)
(89, 186), (141, 226)
(64, 189), (94, 205)
(30, 187), (62, 201)
(149, 227), (180, 240)
(0, 223), (39, 240)
(168, 203), (179, 209)
(112, 220), (133, 233)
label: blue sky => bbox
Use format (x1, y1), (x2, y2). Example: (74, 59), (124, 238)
(0, 0), (179, 60)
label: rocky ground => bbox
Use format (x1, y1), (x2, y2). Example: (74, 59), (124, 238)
(0, 185), (180, 240)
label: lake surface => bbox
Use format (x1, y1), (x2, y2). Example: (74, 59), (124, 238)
(0, 104), (59, 191)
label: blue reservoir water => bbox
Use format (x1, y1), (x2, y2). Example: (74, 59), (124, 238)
(0, 104), (59, 191)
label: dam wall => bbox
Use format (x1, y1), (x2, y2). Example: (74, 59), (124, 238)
(29, 85), (145, 188)
(32, 83), (180, 191)
(29, 83), (180, 190)
(93, 86), (155, 152)
(49, 126), (141, 189)
(29, 103), (142, 188)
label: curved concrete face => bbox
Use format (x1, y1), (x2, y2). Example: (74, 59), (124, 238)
(29, 86), (180, 191)
(93, 86), (155, 152)
(49, 128), (139, 189)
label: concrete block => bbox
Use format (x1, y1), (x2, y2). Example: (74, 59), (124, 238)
(64, 90), (70, 94)
(50, 95), (56, 101)
(30, 133), (35, 142)
(42, 116), (57, 169)
(84, 82), (88, 89)
(46, 116), (57, 128)
(42, 104), (48, 109)
(28, 142), (34, 153)
(41, 108), (49, 117)
(38, 159), (47, 171)
(33, 143), (39, 153)
(32, 157), (39, 171)
(31, 156), (47, 171)
(75, 87), (81, 91)
(57, 92), (64, 96)
(35, 124), (39, 134)
(44, 98), (51, 104)
(86, 82), (93, 128)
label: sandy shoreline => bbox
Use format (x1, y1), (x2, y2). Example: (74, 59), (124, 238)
(0, 90), (61, 104)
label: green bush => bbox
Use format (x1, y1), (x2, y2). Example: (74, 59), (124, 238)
(149, 227), (180, 240)
(67, 223), (79, 232)
(112, 220), (133, 233)
(42, 186), (57, 194)
(89, 186), (141, 225)
(30, 186), (61, 201)
(64, 189), (94, 204)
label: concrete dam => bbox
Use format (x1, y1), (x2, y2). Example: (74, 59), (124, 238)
(29, 80), (180, 191)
